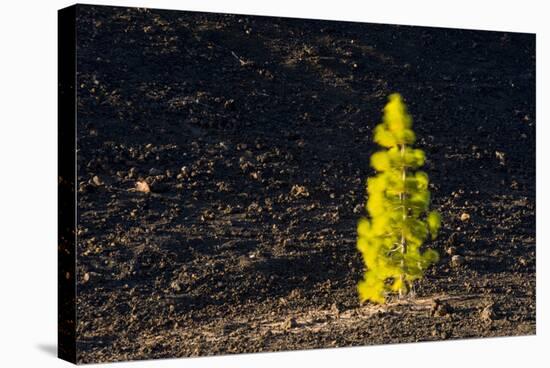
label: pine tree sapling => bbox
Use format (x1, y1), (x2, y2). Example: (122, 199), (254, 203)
(357, 93), (441, 304)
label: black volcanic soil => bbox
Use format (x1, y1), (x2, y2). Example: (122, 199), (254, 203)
(74, 5), (536, 364)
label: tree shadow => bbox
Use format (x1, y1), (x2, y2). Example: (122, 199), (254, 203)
(170, 245), (354, 315)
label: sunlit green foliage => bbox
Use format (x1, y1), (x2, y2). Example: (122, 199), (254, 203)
(357, 93), (441, 304)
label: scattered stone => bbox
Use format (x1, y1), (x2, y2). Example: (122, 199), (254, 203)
(135, 180), (151, 193)
(431, 299), (452, 317)
(223, 99), (235, 110)
(290, 184), (309, 198)
(288, 289), (303, 299)
(353, 204), (363, 214)
(83, 272), (90, 283)
(247, 202), (262, 214)
(239, 157), (253, 172)
(79, 182), (93, 193)
(256, 153), (268, 163)
(91, 175), (103, 187)
(127, 167), (137, 179)
(282, 317), (297, 330)
(170, 281), (181, 292)
(305, 203), (317, 211)
(480, 303), (496, 323)
(495, 151), (506, 165)
(446, 246), (457, 256)
(460, 212), (470, 222)
(149, 168), (162, 175)
(238, 255), (252, 268)
(451, 255), (465, 268)
(180, 166), (190, 178)
(201, 209), (215, 221)
(216, 181), (230, 192)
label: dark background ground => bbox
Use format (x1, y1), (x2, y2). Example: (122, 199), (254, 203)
(74, 5), (535, 364)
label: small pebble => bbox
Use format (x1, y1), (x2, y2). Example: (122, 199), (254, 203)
(91, 175), (103, 187)
(290, 184), (309, 198)
(282, 317), (297, 330)
(451, 255), (465, 268)
(431, 299), (452, 317)
(135, 181), (151, 193)
(480, 303), (496, 323)
(178, 167), (191, 180)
